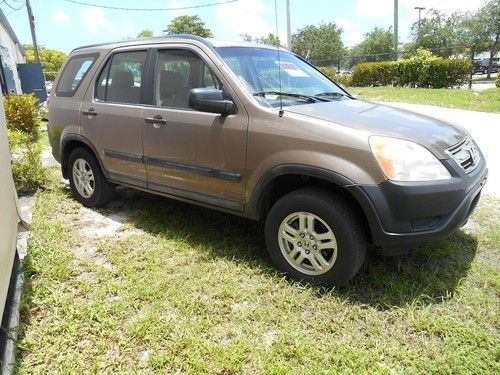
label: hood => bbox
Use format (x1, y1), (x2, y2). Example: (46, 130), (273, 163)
(286, 99), (466, 158)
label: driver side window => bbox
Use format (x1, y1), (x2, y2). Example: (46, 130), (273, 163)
(154, 49), (222, 109)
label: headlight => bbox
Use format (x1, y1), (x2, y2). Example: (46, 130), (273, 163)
(369, 136), (451, 181)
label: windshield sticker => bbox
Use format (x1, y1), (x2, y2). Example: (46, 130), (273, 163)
(275, 61), (309, 77)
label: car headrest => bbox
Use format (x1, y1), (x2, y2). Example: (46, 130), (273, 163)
(160, 71), (184, 94)
(111, 71), (134, 88)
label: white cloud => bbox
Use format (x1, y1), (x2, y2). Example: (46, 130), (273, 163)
(336, 18), (364, 46)
(401, 0), (482, 14)
(215, 0), (276, 38)
(80, 7), (134, 36)
(51, 10), (69, 25)
(355, 0), (394, 18)
(81, 7), (114, 33)
(355, 0), (483, 19)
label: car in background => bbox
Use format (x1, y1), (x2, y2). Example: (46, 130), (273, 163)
(478, 58), (499, 74)
(473, 60), (483, 74)
(45, 81), (53, 95)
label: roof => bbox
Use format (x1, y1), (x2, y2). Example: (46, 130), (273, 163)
(72, 35), (288, 53)
(0, 8), (25, 56)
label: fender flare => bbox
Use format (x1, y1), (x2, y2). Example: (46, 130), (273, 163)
(244, 164), (356, 219)
(60, 134), (109, 179)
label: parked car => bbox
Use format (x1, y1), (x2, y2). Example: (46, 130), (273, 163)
(47, 37), (488, 286)
(45, 80), (53, 95)
(478, 58), (499, 74)
(473, 60), (483, 74)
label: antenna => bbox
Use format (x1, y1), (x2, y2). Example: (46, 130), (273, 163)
(274, 0), (284, 117)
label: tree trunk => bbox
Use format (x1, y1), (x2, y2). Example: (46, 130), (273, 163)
(487, 32), (500, 79)
(487, 50), (494, 79)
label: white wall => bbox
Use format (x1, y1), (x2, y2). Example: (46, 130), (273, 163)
(0, 92), (20, 319)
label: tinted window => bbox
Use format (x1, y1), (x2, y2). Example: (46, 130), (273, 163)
(95, 50), (147, 104)
(154, 49), (222, 109)
(56, 53), (97, 97)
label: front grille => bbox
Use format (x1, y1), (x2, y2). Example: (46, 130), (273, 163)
(446, 138), (481, 173)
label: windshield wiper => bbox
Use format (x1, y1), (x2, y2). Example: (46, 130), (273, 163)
(314, 92), (351, 99)
(253, 91), (329, 102)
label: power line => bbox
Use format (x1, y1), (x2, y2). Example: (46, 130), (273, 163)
(60, 0), (240, 11)
(1, 0), (24, 11)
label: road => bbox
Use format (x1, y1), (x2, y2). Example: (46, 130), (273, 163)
(382, 102), (499, 196)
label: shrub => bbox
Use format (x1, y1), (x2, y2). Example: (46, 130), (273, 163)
(318, 66), (352, 87)
(350, 49), (471, 88)
(351, 61), (396, 87)
(496, 74), (500, 88)
(4, 94), (41, 139)
(7, 128), (48, 193)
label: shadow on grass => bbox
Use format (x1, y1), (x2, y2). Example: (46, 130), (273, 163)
(102, 188), (477, 309)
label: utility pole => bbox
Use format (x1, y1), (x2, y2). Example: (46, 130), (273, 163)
(26, 0), (40, 63)
(414, 6), (426, 47)
(286, 0), (291, 49)
(393, 0), (398, 60)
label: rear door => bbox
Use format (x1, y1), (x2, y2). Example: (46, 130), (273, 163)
(80, 49), (148, 187)
(142, 46), (248, 207)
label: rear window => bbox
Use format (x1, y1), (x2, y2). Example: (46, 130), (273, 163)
(56, 53), (98, 97)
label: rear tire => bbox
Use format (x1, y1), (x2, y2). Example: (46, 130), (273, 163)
(68, 148), (114, 207)
(265, 188), (367, 286)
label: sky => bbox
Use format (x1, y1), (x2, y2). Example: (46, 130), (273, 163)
(1, 0), (486, 54)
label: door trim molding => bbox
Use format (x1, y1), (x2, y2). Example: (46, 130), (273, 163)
(104, 149), (243, 182)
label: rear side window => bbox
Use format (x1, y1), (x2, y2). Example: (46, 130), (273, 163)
(56, 53), (98, 97)
(95, 50), (147, 105)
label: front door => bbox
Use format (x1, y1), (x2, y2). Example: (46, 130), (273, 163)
(142, 47), (248, 208)
(80, 49), (148, 187)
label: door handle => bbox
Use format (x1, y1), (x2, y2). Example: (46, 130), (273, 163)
(82, 108), (97, 117)
(145, 115), (167, 127)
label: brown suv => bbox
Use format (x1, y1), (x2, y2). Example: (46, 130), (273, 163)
(48, 36), (487, 285)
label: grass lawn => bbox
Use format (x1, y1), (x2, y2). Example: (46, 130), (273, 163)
(15, 172), (500, 374)
(349, 87), (500, 113)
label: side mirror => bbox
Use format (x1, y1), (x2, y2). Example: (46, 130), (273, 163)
(188, 88), (235, 116)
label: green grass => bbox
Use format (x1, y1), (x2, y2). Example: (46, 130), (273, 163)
(349, 87), (500, 113)
(15, 180), (500, 374)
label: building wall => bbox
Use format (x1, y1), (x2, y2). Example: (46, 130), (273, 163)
(0, 25), (26, 94)
(0, 91), (20, 319)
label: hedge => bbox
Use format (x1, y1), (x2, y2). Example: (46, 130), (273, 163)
(351, 61), (396, 87)
(350, 49), (471, 88)
(318, 66), (352, 87)
(4, 94), (41, 139)
(4, 95), (47, 193)
(496, 74), (500, 88)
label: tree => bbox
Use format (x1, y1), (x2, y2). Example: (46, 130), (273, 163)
(165, 15), (213, 38)
(473, 0), (500, 78)
(23, 45), (67, 81)
(409, 9), (463, 58)
(348, 27), (394, 67)
(241, 33), (282, 47)
(255, 33), (281, 47)
(137, 29), (153, 38)
(291, 22), (345, 65)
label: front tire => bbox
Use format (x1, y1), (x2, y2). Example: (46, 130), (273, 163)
(68, 148), (114, 207)
(265, 188), (367, 286)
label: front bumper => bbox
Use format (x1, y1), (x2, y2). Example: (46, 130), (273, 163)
(346, 157), (488, 253)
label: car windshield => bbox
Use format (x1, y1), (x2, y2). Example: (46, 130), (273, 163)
(216, 46), (348, 107)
